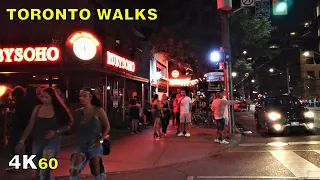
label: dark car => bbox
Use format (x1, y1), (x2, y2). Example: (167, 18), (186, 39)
(254, 95), (315, 134)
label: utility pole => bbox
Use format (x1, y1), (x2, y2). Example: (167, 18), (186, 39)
(217, 0), (235, 133)
(286, 65), (290, 94)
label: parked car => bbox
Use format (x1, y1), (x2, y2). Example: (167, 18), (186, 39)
(254, 95), (315, 134)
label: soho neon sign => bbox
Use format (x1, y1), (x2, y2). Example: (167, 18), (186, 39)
(106, 51), (135, 72)
(0, 47), (60, 62)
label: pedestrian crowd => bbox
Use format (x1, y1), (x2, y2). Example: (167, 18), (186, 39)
(145, 88), (239, 144)
(3, 85), (111, 180)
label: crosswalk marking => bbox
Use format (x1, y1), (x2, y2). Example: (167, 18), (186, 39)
(239, 141), (320, 147)
(270, 150), (320, 178)
(189, 176), (304, 179)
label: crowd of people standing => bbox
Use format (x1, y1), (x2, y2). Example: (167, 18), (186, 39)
(146, 89), (239, 144)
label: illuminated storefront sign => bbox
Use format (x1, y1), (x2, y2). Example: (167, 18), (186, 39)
(169, 79), (190, 86)
(0, 47), (60, 63)
(69, 31), (100, 60)
(106, 51), (135, 72)
(171, 70), (179, 78)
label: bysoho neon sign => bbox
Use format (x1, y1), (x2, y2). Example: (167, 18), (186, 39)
(0, 47), (60, 63)
(106, 51), (135, 72)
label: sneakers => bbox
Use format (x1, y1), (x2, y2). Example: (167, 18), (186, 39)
(177, 132), (191, 137)
(219, 139), (229, 144)
(214, 139), (229, 144)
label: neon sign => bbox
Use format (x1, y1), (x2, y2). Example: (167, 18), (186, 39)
(171, 70), (179, 78)
(69, 32), (100, 46)
(0, 47), (60, 63)
(106, 51), (135, 72)
(169, 79), (190, 85)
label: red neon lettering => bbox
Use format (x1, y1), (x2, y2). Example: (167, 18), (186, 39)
(106, 51), (135, 72)
(3, 48), (14, 62)
(14, 48), (23, 62)
(0, 47), (60, 63)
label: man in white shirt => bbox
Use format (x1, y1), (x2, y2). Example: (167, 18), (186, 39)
(177, 89), (192, 137)
(211, 91), (239, 144)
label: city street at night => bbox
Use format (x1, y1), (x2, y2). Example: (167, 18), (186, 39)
(74, 108), (320, 180)
(1, 0), (320, 180)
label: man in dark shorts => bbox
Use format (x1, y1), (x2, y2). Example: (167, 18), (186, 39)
(211, 91), (239, 144)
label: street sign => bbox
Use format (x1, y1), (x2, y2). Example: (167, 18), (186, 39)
(255, 0), (270, 17)
(241, 0), (255, 7)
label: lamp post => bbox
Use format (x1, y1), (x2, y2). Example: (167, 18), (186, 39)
(269, 67), (290, 94)
(217, 0), (235, 133)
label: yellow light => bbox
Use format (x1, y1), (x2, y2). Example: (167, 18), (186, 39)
(273, 124), (282, 131)
(290, 32), (296, 36)
(0, 86), (7, 97)
(267, 112), (281, 121)
(307, 123), (314, 129)
(303, 51), (310, 57)
(304, 111), (314, 118)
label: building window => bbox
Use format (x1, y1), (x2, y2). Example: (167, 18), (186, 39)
(317, 6), (320, 17)
(305, 57), (315, 64)
(307, 71), (315, 79)
(318, 28), (320, 37)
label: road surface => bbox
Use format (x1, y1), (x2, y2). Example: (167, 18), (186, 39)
(86, 109), (320, 180)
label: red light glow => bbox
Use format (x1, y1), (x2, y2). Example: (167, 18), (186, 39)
(0, 47), (60, 63)
(69, 32), (100, 46)
(106, 51), (135, 72)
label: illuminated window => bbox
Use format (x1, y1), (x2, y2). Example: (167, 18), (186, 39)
(318, 28), (320, 37)
(317, 6), (320, 17)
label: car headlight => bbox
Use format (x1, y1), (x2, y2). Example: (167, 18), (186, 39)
(304, 111), (314, 118)
(267, 112), (281, 121)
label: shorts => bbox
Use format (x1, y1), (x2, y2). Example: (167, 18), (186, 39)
(180, 112), (191, 123)
(216, 118), (226, 130)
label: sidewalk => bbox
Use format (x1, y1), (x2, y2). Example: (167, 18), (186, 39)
(1, 124), (242, 179)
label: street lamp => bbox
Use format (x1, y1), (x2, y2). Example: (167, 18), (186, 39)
(251, 79), (255, 83)
(232, 72), (237, 77)
(210, 51), (221, 62)
(303, 51), (310, 57)
(243, 50), (247, 55)
(269, 68), (274, 73)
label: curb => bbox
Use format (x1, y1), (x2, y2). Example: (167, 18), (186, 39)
(55, 128), (244, 179)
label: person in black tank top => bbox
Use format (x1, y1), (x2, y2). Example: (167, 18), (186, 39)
(161, 94), (171, 134)
(15, 87), (73, 180)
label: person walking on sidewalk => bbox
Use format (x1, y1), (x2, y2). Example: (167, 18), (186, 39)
(177, 89), (192, 137)
(211, 91), (239, 144)
(69, 87), (110, 180)
(152, 94), (162, 138)
(15, 87), (73, 180)
(174, 89), (182, 134)
(161, 94), (170, 135)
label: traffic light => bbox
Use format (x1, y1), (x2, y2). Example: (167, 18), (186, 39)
(273, 0), (288, 15)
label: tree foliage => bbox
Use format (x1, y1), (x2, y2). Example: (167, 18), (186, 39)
(139, 2), (276, 79)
